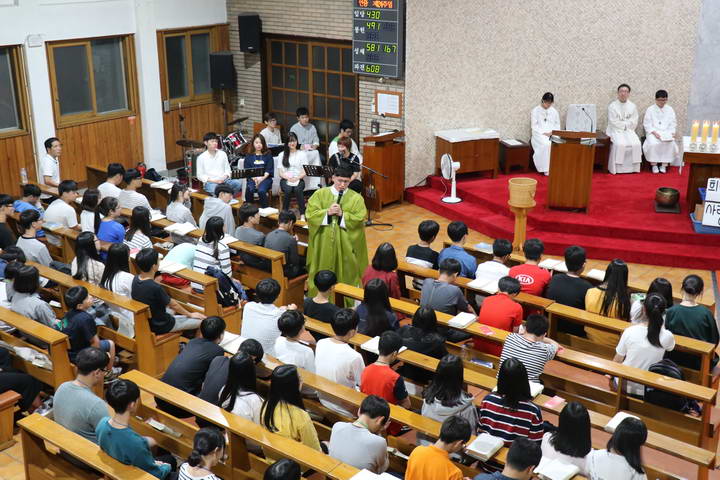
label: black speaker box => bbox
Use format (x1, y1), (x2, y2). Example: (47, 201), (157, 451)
(238, 13), (261, 53)
(209, 51), (236, 89)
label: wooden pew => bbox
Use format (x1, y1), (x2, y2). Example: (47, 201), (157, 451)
(443, 241), (716, 310)
(29, 262), (181, 378)
(0, 306), (74, 390)
(18, 413), (157, 480)
(301, 316), (716, 479)
(0, 390), (21, 450)
(121, 369), (360, 480)
(333, 283), (718, 447)
(86, 164), (166, 209)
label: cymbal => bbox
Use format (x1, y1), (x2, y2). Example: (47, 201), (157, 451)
(227, 116), (249, 125)
(176, 139), (204, 148)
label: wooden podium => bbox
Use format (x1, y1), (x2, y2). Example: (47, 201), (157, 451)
(362, 131), (405, 211)
(683, 147), (720, 211)
(547, 130), (597, 210)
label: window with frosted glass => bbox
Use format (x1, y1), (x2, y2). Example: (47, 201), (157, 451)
(91, 38), (128, 113)
(53, 44), (93, 116)
(166, 36), (188, 99)
(0, 48), (21, 131)
(191, 33), (211, 95)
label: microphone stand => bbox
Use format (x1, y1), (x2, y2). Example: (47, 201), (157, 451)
(360, 163), (392, 228)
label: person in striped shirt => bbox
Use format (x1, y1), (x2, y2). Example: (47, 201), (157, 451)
(176, 427), (225, 480)
(123, 206), (153, 251)
(498, 314), (559, 383)
(478, 357), (544, 446)
(118, 168), (151, 211)
(192, 216), (232, 292)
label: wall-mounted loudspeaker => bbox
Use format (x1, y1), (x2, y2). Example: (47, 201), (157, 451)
(238, 13), (262, 53)
(209, 51), (236, 89)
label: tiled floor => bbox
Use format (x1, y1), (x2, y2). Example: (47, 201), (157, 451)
(1, 200), (716, 479)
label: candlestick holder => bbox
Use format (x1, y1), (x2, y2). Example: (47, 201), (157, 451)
(690, 142), (698, 151)
(711, 143), (718, 153)
(699, 142), (707, 152)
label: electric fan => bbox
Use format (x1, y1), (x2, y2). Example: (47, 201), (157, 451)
(440, 153), (462, 203)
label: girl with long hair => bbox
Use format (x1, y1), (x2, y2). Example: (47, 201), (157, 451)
(95, 197), (125, 258)
(587, 417), (647, 479)
(166, 183), (197, 245)
(585, 259), (631, 320)
(397, 306), (448, 384)
(71, 231), (104, 284)
(420, 354), (478, 444)
(79, 188), (100, 233)
(218, 352), (262, 423)
(630, 277), (673, 323)
(613, 293), (675, 396)
(542, 402), (592, 473)
(362, 242), (401, 300)
(192, 216), (232, 292)
(260, 365), (321, 452)
(278, 132), (307, 215)
(478, 357), (543, 445)
(243, 133), (274, 208)
(124, 206), (153, 250)
(177, 427), (226, 480)
(99, 244), (135, 337)
(356, 278), (398, 337)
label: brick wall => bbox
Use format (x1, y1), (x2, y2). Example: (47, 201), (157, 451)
(227, 0), (405, 176)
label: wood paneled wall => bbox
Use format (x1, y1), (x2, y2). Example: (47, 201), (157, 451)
(0, 134), (36, 196)
(158, 24), (231, 167)
(56, 115), (144, 185)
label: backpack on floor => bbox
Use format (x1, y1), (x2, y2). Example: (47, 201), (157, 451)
(205, 266), (246, 307)
(645, 358), (697, 413)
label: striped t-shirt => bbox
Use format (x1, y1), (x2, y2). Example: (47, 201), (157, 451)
(124, 231), (152, 251)
(478, 393), (543, 445)
(177, 463), (221, 480)
(192, 239), (231, 291)
(499, 333), (557, 382)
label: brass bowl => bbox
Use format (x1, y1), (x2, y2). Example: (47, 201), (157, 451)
(655, 187), (679, 207)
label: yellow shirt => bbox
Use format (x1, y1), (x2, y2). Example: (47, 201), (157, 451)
(262, 402), (321, 452)
(585, 287), (621, 319)
(406, 445), (462, 480)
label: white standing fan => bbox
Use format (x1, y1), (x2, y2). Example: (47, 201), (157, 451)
(440, 153), (462, 203)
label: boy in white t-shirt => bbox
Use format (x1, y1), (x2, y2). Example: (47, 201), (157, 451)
(196, 131), (242, 195)
(328, 119), (362, 162)
(274, 309), (314, 371)
(240, 278), (296, 356)
(40, 137), (62, 200)
(43, 180), (80, 246)
(259, 112), (282, 146)
(314, 308), (365, 415)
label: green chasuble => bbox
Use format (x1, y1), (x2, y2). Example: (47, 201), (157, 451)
(306, 186), (368, 299)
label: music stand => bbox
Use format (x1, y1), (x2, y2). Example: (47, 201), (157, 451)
(360, 164), (392, 228)
(233, 167), (265, 180)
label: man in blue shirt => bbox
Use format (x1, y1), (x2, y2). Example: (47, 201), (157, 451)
(438, 221), (477, 278)
(473, 437), (541, 480)
(13, 184), (45, 238)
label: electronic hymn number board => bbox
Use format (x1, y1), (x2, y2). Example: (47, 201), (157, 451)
(352, 0), (404, 78)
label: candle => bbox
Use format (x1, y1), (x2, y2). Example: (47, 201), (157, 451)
(701, 121), (710, 144)
(690, 120), (699, 143)
(712, 122), (720, 144)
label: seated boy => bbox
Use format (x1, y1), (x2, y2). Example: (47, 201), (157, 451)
(289, 106), (324, 165)
(196, 131), (242, 195)
(97, 379), (176, 479)
(131, 248), (205, 334)
(13, 184), (46, 239)
(98, 163), (125, 199)
(474, 238), (512, 285)
(328, 119), (362, 161)
(274, 309), (314, 373)
(437, 221), (477, 278)
(199, 184), (235, 231)
(264, 210), (306, 278)
(234, 202), (269, 270)
(419, 258), (474, 343)
(406, 219), (440, 270)
(314, 308), (365, 415)
(156, 316), (226, 418)
(473, 276), (523, 356)
(118, 168), (151, 211)
(360, 331), (410, 436)
(240, 278), (296, 356)
(44, 180), (81, 246)
(546, 245), (592, 337)
(16, 210), (56, 269)
(260, 112), (282, 145)
(508, 238), (551, 297)
(303, 270), (340, 340)
(499, 314), (559, 383)
(405, 415), (471, 480)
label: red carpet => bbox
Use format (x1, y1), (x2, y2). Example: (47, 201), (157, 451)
(404, 168), (720, 270)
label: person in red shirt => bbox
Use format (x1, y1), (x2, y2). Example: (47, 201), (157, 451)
(360, 331), (410, 436)
(473, 276), (523, 356)
(509, 238), (552, 297)
(362, 242), (401, 300)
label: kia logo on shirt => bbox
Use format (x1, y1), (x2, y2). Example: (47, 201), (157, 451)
(515, 274), (534, 285)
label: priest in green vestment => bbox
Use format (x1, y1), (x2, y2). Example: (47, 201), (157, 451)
(306, 166), (368, 299)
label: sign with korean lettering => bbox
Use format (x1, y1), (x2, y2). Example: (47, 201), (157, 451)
(352, 0), (404, 78)
(702, 178), (720, 227)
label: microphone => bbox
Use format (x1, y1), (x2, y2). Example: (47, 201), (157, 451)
(581, 107), (594, 132)
(334, 190), (344, 223)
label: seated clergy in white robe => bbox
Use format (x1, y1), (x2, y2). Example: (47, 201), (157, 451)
(606, 83), (641, 174)
(642, 89), (679, 173)
(530, 92), (561, 175)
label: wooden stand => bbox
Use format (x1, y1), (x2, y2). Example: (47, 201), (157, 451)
(362, 130), (405, 212)
(683, 149), (720, 211)
(510, 205), (533, 252)
(501, 140), (531, 174)
(547, 130), (597, 210)
(436, 136), (499, 177)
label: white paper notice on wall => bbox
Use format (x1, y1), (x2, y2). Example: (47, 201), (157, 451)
(376, 92), (401, 117)
(702, 201), (720, 228)
(705, 178), (720, 202)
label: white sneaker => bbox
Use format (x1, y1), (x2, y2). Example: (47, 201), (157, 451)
(659, 165), (667, 173)
(652, 165), (659, 174)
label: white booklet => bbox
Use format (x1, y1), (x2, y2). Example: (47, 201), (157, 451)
(538, 259), (567, 272)
(150, 180), (174, 190)
(467, 278), (499, 294)
(448, 312), (477, 329)
(259, 207), (279, 217)
(164, 222), (197, 235)
(158, 260), (185, 274)
(465, 433), (504, 461)
(220, 332), (247, 354)
(493, 381), (544, 398)
(348, 469), (396, 480)
(222, 234), (239, 244)
(361, 336), (407, 355)
(151, 212), (166, 222)
(534, 457), (580, 480)
(585, 268), (606, 281)
(474, 242), (493, 254)
(604, 411), (640, 433)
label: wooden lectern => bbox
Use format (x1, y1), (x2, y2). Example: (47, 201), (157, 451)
(683, 150), (720, 211)
(547, 130), (597, 210)
(362, 130), (405, 211)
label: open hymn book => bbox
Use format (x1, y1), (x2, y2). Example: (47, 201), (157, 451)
(537, 259), (568, 273)
(465, 433), (504, 461)
(164, 222), (197, 235)
(533, 457), (581, 480)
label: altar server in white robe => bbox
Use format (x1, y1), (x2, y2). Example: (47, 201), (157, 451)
(530, 92), (561, 175)
(642, 89), (679, 173)
(606, 83), (642, 174)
